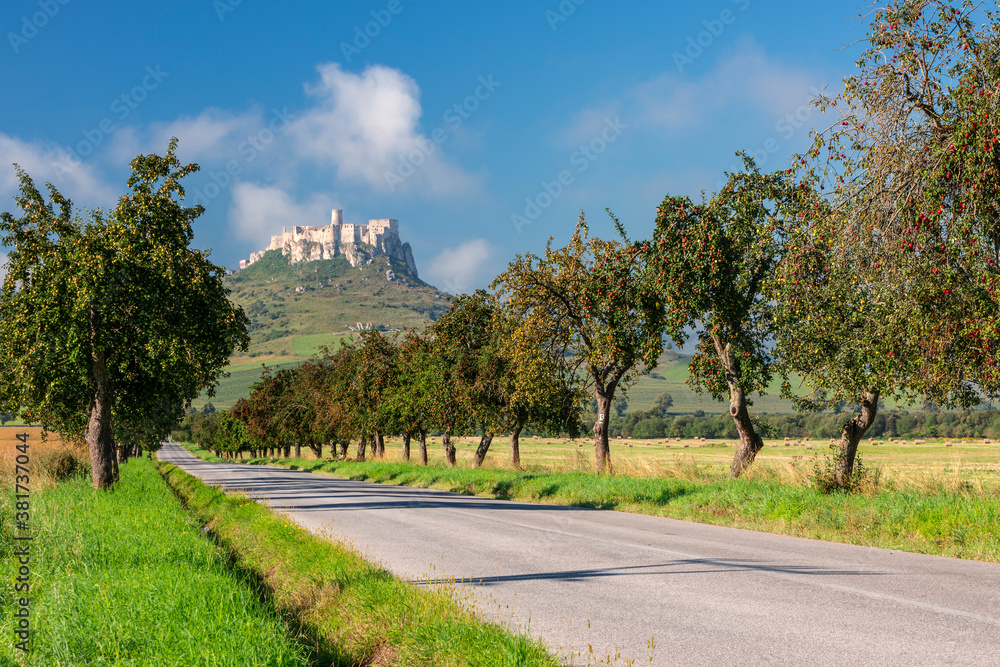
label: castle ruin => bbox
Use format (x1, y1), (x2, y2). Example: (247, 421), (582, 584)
(248, 209), (419, 276)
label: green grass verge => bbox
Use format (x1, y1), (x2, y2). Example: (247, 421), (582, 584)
(185, 445), (1000, 563)
(0, 457), (310, 666)
(157, 460), (559, 667)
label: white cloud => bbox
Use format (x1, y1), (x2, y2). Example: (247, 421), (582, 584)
(289, 63), (478, 196)
(0, 134), (116, 206)
(228, 182), (337, 243)
(107, 108), (262, 164)
(0, 251), (8, 285)
(424, 238), (497, 295)
(566, 39), (819, 142)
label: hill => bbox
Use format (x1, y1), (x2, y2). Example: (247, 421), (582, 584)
(223, 249), (451, 367)
(191, 250), (449, 409)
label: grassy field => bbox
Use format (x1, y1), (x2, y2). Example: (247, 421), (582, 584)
(233, 432), (1000, 494)
(195, 360), (303, 409)
(185, 433), (1000, 562)
(0, 441), (311, 665)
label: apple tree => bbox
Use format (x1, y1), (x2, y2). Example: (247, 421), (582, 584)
(0, 140), (249, 488)
(782, 0), (1000, 485)
(646, 156), (801, 478)
(493, 215), (665, 472)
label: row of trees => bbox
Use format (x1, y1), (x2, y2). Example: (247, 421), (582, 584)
(197, 291), (585, 466)
(602, 408), (1000, 441)
(547, 1), (1000, 486)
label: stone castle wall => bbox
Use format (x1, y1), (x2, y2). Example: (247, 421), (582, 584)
(247, 209), (418, 276)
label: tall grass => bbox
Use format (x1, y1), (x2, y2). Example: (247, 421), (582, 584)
(0, 428), (87, 492)
(0, 457), (310, 666)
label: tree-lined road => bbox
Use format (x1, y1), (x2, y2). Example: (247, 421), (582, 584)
(158, 443), (1000, 665)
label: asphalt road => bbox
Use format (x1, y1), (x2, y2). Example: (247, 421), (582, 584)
(158, 442), (1000, 666)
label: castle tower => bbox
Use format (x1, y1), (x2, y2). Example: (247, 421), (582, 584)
(330, 209), (343, 227)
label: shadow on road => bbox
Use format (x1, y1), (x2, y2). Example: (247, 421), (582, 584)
(417, 559), (886, 587)
(161, 448), (596, 514)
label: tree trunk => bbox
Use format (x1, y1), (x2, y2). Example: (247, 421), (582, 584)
(418, 430), (428, 466)
(402, 433), (411, 462)
(339, 440), (348, 460)
(711, 336), (764, 479)
(472, 430), (494, 468)
(309, 443), (322, 459)
(375, 432), (385, 458)
(356, 435), (367, 462)
(727, 384), (764, 479)
(592, 385), (614, 473)
(510, 423), (524, 467)
(294, 442), (301, 458)
(283, 443), (291, 458)
(836, 388), (880, 488)
(443, 430), (456, 467)
(86, 335), (118, 490)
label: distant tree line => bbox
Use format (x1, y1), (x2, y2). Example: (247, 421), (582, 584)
(600, 408), (1000, 441)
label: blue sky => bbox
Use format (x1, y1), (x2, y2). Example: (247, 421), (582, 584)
(0, 0), (869, 293)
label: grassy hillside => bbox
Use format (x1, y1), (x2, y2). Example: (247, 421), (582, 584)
(225, 249), (450, 366)
(193, 250), (452, 409)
